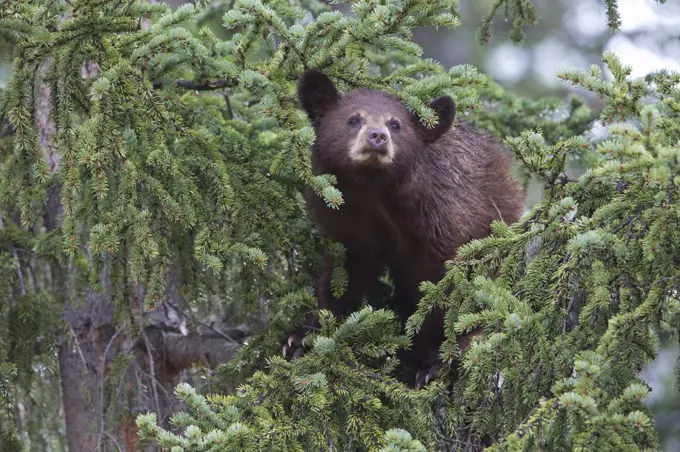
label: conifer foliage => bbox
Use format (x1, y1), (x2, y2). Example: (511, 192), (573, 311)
(1, 0), (679, 451)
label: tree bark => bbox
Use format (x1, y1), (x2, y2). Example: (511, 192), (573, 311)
(58, 294), (114, 452)
(57, 289), (246, 451)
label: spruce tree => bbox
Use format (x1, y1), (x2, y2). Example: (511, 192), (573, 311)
(0, 1), (678, 451)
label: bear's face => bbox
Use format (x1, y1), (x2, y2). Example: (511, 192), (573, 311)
(297, 69), (455, 171)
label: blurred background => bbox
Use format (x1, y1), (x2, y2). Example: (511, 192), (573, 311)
(419, 0), (680, 97)
(1, 0), (678, 449)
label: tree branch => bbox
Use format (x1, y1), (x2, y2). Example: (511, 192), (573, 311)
(97, 326), (127, 452)
(0, 119), (13, 139)
(198, 321), (251, 343)
(152, 78), (239, 91)
(138, 325), (247, 373)
(163, 331), (242, 370)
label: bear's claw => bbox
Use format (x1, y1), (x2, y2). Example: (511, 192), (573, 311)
(282, 332), (306, 360)
(414, 360), (444, 390)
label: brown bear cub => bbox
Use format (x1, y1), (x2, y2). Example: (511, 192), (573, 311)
(284, 69), (524, 388)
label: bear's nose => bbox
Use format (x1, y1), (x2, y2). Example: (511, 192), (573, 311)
(366, 128), (388, 150)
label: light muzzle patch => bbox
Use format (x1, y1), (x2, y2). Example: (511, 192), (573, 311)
(347, 111), (396, 165)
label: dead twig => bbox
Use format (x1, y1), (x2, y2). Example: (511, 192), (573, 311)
(152, 78), (239, 91)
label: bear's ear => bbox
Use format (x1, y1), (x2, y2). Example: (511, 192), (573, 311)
(414, 95), (455, 142)
(297, 69), (341, 122)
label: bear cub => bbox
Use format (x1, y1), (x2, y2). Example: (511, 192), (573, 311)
(284, 69), (524, 388)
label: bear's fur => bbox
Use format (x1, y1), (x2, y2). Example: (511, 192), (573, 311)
(285, 69), (524, 388)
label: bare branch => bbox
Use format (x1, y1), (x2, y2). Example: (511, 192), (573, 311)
(152, 78), (239, 91)
(0, 120), (13, 139)
(102, 431), (124, 452)
(66, 324), (90, 370)
(198, 321), (251, 344)
(163, 331), (242, 370)
(97, 326), (127, 452)
(141, 326), (163, 423)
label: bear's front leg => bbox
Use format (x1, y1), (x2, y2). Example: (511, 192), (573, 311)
(388, 260), (449, 388)
(402, 306), (448, 389)
(282, 250), (386, 359)
(392, 284), (479, 389)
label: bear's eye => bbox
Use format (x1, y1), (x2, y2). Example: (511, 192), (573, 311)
(388, 119), (401, 132)
(347, 115), (361, 127)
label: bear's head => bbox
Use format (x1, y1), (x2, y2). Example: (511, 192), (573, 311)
(297, 69), (455, 172)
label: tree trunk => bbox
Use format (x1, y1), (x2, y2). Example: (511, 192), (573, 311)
(58, 295), (115, 452)
(56, 289), (244, 451)
(29, 50), (247, 451)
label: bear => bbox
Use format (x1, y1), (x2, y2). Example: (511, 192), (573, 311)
(283, 69), (525, 388)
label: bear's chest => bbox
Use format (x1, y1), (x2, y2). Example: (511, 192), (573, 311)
(303, 183), (397, 249)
